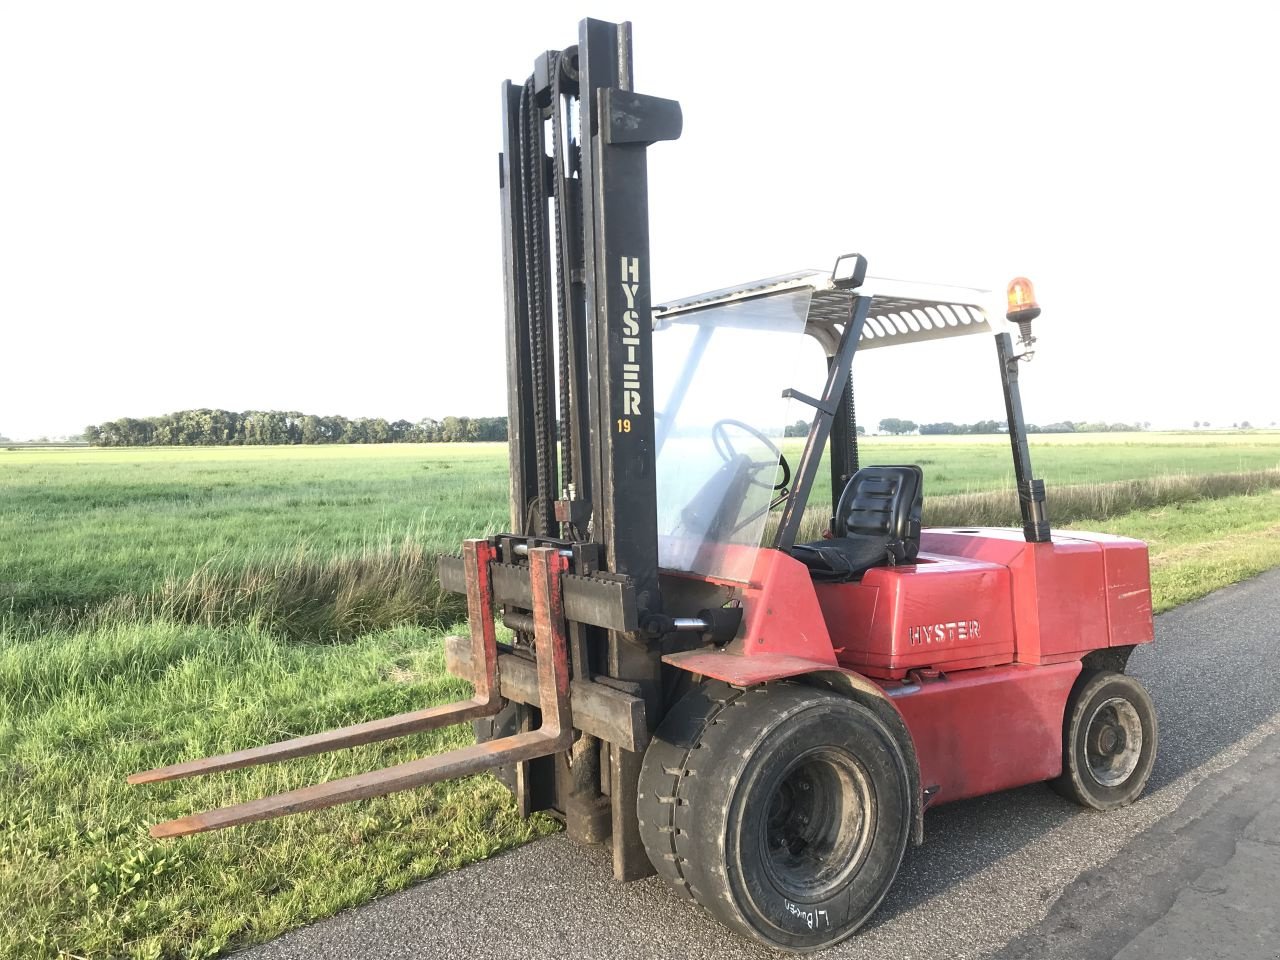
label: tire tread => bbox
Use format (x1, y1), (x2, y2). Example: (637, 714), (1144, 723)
(638, 681), (912, 950)
(1051, 669), (1157, 810)
(637, 681), (747, 900)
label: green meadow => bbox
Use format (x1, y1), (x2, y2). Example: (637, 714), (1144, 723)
(2, 433), (1280, 958)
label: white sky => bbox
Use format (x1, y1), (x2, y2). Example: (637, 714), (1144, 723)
(2, 1), (1278, 440)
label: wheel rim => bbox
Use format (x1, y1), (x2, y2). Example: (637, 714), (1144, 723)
(1085, 696), (1144, 787)
(760, 747), (875, 900)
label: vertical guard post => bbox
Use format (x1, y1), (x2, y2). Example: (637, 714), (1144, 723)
(996, 332), (1051, 543)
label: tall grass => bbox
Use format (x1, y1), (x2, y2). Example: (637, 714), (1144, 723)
(0, 444), (508, 619)
(790, 467), (1280, 542)
(16, 467), (1276, 648)
(928, 466), (1280, 526)
(100, 539), (466, 643)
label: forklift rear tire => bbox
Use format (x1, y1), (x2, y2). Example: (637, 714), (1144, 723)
(1051, 670), (1157, 810)
(637, 681), (912, 951)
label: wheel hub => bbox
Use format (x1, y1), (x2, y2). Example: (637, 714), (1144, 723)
(1084, 697), (1143, 787)
(761, 748), (874, 900)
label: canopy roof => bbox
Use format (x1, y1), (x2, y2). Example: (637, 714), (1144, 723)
(654, 269), (1000, 351)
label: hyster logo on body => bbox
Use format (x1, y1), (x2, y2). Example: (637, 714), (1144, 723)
(907, 620), (981, 646)
(620, 255), (643, 416)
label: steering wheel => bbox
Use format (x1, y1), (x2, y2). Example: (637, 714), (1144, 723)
(710, 419), (791, 491)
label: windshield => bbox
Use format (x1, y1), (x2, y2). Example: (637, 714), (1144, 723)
(652, 289), (828, 582)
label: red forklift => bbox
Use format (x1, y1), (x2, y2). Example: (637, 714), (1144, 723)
(129, 18), (1157, 952)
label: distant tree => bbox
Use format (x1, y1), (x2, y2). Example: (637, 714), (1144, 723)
(255, 410), (288, 445)
(919, 422), (960, 436)
(417, 418), (441, 442)
(1193, 421), (1201, 429)
(856, 424), (866, 437)
(345, 419), (370, 444)
(439, 416), (469, 443)
(783, 419), (808, 438)
(471, 417), (509, 441)
(284, 413), (303, 444)
(878, 418), (917, 436)
(298, 415), (321, 443)
(1241, 421), (1252, 429)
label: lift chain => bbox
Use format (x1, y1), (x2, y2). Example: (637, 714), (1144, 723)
(519, 77), (557, 536)
(846, 375), (859, 473)
(550, 52), (574, 506)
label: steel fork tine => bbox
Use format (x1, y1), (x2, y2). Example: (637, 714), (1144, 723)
(143, 547), (572, 838)
(128, 540), (502, 786)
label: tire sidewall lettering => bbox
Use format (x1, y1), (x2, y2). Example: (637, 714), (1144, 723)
(722, 700), (909, 948)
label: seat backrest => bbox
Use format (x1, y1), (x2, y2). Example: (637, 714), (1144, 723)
(833, 465), (924, 559)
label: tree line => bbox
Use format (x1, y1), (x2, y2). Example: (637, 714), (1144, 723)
(779, 418), (1154, 439)
(914, 419), (1150, 435)
(83, 410), (509, 446)
(784, 420), (865, 438)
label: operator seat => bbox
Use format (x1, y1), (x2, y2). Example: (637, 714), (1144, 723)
(791, 465), (924, 582)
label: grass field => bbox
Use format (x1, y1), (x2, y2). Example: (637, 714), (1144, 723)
(7, 435), (1280, 618)
(3, 434), (1280, 959)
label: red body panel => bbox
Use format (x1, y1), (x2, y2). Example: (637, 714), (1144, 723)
(660, 530), (1153, 809)
(662, 650), (839, 686)
(885, 660), (1080, 805)
(1063, 531), (1157, 648)
(814, 557), (1016, 680)
(737, 548), (839, 665)
(665, 548), (839, 666)
(918, 529), (1154, 663)
(661, 651), (1082, 807)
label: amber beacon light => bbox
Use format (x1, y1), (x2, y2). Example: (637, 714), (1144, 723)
(1006, 277), (1040, 322)
(1006, 276), (1041, 350)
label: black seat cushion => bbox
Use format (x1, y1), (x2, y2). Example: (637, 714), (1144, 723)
(834, 464), (923, 546)
(792, 465), (924, 582)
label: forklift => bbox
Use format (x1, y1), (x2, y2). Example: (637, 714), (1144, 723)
(129, 18), (1158, 951)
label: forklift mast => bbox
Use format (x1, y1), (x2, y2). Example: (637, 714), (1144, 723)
(495, 18), (681, 877)
(501, 18), (680, 596)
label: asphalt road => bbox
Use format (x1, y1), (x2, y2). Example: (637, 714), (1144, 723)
(242, 569), (1280, 960)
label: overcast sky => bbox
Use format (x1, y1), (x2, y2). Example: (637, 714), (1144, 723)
(2, 1), (1277, 440)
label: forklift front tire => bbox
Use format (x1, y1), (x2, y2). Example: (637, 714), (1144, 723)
(1052, 670), (1157, 810)
(637, 681), (912, 952)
